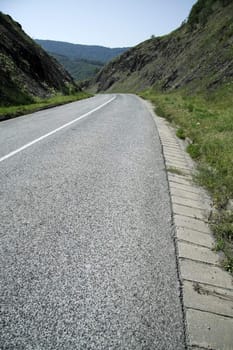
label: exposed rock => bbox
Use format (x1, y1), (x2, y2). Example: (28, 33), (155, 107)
(226, 199), (233, 211)
(0, 12), (78, 105)
(90, 0), (233, 93)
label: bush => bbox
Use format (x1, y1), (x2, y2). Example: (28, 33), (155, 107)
(187, 143), (201, 159)
(176, 128), (186, 139)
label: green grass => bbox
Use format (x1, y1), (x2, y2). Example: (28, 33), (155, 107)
(140, 83), (233, 272)
(0, 92), (92, 121)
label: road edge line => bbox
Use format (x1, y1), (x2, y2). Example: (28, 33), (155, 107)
(0, 96), (116, 163)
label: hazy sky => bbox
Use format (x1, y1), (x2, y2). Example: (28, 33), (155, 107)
(0, 0), (197, 47)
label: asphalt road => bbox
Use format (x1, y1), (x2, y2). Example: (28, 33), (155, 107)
(0, 94), (185, 349)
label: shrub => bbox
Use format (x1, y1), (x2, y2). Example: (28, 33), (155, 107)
(176, 128), (186, 139)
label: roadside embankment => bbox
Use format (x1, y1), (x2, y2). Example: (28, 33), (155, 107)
(142, 96), (233, 350)
(140, 84), (233, 273)
(0, 92), (92, 122)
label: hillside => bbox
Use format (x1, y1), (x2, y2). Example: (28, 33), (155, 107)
(91, 0), (233, 93)
(0, 13), (78, 106)
(48, 52), (104, 81)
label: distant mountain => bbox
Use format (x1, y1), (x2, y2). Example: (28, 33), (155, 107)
(36, 40), (130, 63)
(46, 52), (104, 81)
(90, 0), (233, 93)
(35, 39), (129, 81)
(0, 13), (78, 106)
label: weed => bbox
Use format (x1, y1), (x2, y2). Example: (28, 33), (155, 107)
(186, 103), (194, 112)
(187, 143), (201, 159)
(223, 258), (233, 273)
(176, 128), (186, 139)
(215, 238), (225, 251)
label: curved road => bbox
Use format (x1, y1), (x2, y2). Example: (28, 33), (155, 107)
(0, 94), (185, 349)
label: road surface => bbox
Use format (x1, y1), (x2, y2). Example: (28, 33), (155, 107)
(0, 94), (185, 349)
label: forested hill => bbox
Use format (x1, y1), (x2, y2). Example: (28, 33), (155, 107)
(35, 40), (129, 80)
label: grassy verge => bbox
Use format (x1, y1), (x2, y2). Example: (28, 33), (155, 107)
(140, 83), (233, 272)
(0, 91), (92, 122)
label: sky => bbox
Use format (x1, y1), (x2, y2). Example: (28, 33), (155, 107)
(0, 0), (197, 48)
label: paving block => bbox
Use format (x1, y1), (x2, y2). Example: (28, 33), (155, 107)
(164, 154), (186, 161)
(178, 241), (220, 265)
(167, 168), (191, 177)
(168, 174), (194, 186)
(163, 151), (184, 159)
(172, 195), (208, 210)
(170, 187), (205, 202)
(159, 131), (174, 137)
(160, 132), (176, 136)
(183, 280), (233, 318)
(163, 148), (184, 155)
(163, 138), (181, 143)
(179, 259), (233, 289)
(186, 308), (233, 350)
(165, 161), (189, 168)
(163, 148), (180, 154)
(163, 145), (182, 152)
(173, 203), (207, 221)
(170, 181), (202, 195)
(164, 149), (184, 157)
(166, 164), (191, 175)
(164, 149), (185, 157)
(176, 226), (215, 249)
(166, 160), (189, 170)
(174, 214), (211, 234)
(162, 141), (179, 147)
(165, 157), (188, 165)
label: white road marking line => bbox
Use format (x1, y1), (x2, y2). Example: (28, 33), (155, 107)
(0, 96), (116, 163)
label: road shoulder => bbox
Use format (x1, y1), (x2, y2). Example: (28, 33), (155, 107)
(142, 98), (233, 350)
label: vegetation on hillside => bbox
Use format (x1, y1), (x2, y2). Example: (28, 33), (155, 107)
(188, 0), (232, 27)
(49, 53), (104, 81)
(35, 40), (129, 81)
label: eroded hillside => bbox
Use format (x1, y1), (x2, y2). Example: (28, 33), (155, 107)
(91, 0), (233, 93)
(0, 13), (78, 105)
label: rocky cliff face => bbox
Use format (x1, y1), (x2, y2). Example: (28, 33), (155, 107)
(0, 13), (78, 105)
(91, 0), (233, 93)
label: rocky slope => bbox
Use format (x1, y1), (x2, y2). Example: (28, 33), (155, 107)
(91, 0), (233, 93)
(0, 13), (78, 106)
